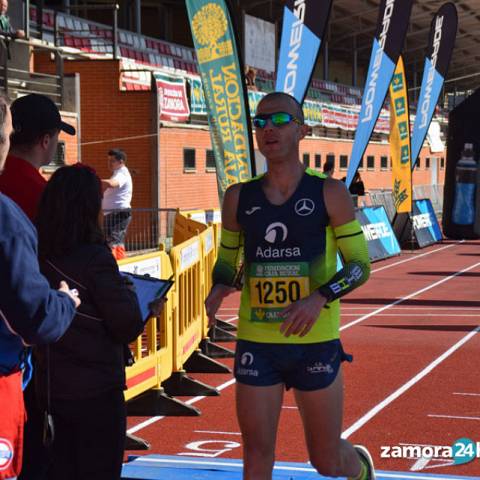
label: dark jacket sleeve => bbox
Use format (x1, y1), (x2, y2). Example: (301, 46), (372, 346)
(0, 234), (76, 345)
(87, 247), (144, 343)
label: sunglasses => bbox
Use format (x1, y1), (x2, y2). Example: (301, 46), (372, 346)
(253, 112), (302, 129)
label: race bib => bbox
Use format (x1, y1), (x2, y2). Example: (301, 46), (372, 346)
(249, 262), (310, 322)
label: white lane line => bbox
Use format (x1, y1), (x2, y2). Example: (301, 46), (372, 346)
(340, 262), (480, 331)
(453, 392), (480, 396)
(127, 378), (236, 434)
(282, 406), (298, 410)
(370, 243), (460, 273)
(341, 326), (480, 439)
(194, 430), (241, 436)
(428, 414), (480, 421)
(343, 313), (480, 317)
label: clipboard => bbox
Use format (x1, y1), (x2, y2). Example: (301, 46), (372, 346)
(121, 272), (174, 322)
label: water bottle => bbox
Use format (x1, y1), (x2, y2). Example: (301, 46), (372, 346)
(452, 143), (477, 225)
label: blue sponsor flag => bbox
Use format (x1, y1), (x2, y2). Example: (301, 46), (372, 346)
(275, 0), (333, 104)
(346, 0), (414, 187)
(411, 3), (457, 169)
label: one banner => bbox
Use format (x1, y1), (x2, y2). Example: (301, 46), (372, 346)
(186, 0), (255, 200)
(356, 206), (401, 262)
(410, 3), (457, 169)
(346, 0), (414, 187)
(275, 0), (333, 103)
(389, 56), (412, 213)
(188, 76), (207, 115)
(154, 73), (190, 122)
(393, 199), (442, 248)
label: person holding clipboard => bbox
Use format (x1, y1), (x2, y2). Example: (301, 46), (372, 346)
(22, 165), (167, 480)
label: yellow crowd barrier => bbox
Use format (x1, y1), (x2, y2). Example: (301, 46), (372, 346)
(119, 213), (222, 407)
(173, 210), (207, 246)
(169, 235), (205, 371)
(118, 250), (175, 402)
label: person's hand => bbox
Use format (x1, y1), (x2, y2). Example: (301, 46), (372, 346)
(148, 297), (166, 317)
(15, 29), (25, 39)
(205, 284), (236, 327)
(59, 281), (81, 308)
(278, 292), (327, 337)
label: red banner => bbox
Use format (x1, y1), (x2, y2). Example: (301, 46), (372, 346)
(156, 74), (190, 122)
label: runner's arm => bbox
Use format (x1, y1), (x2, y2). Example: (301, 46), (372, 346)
(318, 178), (370, 302)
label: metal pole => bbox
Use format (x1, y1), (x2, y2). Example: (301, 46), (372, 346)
(323, 40), (329, 81)
(352, 36), (357, 87)
(24, 0), (30, 39)
(134, 0), (141, 34)
(113, 4), (119, 59)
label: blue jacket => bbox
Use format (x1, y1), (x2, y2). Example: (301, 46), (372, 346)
(0, 192), (76, 375)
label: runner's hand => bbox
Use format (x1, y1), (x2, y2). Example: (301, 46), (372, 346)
(279, 292), (327, 337)
(205, 284), (236, 327)
(59, 281), (81, 308)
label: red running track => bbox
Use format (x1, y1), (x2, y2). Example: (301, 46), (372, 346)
(127, 240), (480, 477)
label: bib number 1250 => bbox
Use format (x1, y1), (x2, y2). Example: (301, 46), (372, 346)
(253, 279), (301, 306)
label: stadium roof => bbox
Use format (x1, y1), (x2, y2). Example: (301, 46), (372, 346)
(237, 0), (480, 94)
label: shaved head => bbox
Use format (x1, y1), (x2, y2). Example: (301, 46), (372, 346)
(257, 92), (304, 123)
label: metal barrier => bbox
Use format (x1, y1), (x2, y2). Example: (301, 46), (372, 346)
(169, 235), (204, 372)
(413, 184), (444, 216)
(119, 250), (175, 402)
(367, 190), (396, 222)
(103, 208), (176, 253)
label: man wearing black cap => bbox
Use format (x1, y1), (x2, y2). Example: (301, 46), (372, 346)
(0, 93), (76, 221)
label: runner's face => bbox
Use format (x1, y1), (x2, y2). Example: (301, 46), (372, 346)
(254, 97), (305, 161)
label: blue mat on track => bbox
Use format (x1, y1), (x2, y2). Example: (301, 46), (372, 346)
(121, 455), (478, 480)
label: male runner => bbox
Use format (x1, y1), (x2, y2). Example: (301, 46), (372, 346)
(205, 92), (374, 480)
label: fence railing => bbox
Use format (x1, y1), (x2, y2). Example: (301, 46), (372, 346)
(103, 208), (177, 254)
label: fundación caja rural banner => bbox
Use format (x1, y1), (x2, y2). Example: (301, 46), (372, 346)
(346, 0), (414, 187)
(275, 0), (333, 104)
(410, 2), (457, 170)
(389, 56), (412, 214)
(186, 0), (255, 200)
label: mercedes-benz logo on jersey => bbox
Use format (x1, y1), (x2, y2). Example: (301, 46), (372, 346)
(264, 222), (288, 243)
(240, 352), (254, 366)
(295, 198), (315, 216)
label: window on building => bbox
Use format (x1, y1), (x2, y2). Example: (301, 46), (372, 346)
(359, 156), (364, 169)
(314, 154), (322, 169)
(44, 141), (66, 171)
(303, 153), (310, 167)
(326, 154), (335, 165)
(425, 157), (430, 169)
(380, 156), (388, 170)
(339, 155), (348, 170)
(416, 157), (421, 169)
(367, 155), (375, 170)
(183, 148), (196, 170)
(440, 157), (445, 168)
(206, 149), (216, 170)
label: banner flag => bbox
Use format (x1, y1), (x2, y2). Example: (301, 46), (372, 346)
(186, 0), (255, 200)
(389, 56), (412, 213)
(154, 73), (190, 122)
(410, 3), (457, 169)
(275, 0), (333, 104)
(346, 0), (414, 187)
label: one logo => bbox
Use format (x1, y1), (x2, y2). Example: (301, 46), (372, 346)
(392, 72), (404, 92)
(246, 206), (261, 215)
(191, 3), (233, 63)
(240, 352), (254, 366)
(400, 145), (410, 164)
(398, 121), (408, 140)
(395, 97), (406, 116)
(264, 222), (288, 243)
(294, 198), (315, 216)
(307, 362), (334, 374)
(0, 438), (13, 471)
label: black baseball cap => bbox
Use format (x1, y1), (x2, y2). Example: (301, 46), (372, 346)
(11, 94), (76, 137)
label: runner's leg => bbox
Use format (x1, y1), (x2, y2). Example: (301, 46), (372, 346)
(236, 382), (284, 480)
(294, 368), (361, 477)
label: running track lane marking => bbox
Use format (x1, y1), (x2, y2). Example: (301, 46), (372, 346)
(453, 392), (480, 396)
(129, 262), (480, 434)
(340, 262), (480, 331)
(427, 414), (480, 421)
(341, 325), (480, 439)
